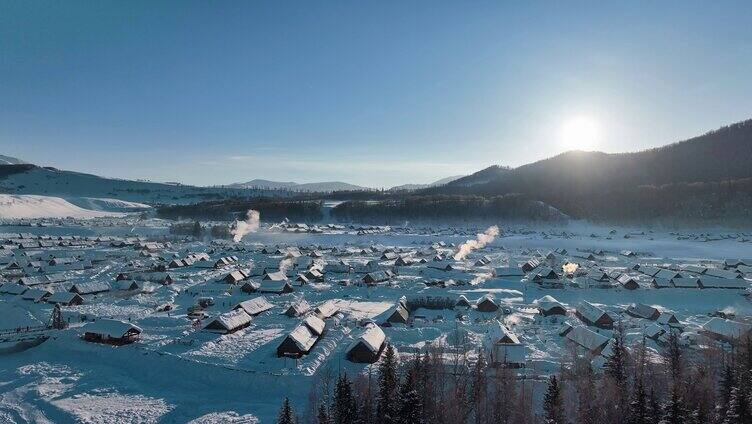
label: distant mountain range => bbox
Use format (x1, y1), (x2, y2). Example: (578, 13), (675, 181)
(427, 119), (752, 224)
(0, 161), (274, 205)
(0, 156), (463, 203)
(227, 179), (369, 193)
(4, 118), (752, 225)
(228, 175), (465, 192)
(436, 119), (752, 193)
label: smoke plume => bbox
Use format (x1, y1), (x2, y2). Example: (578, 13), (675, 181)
(278, 257), (294, 276)
(453, 226), (500, 260)
(231, 210), (260, 242)
(562, 262), (579, 275)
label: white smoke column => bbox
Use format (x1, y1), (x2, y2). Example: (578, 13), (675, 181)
(231, 210), (260, 242)
(453, 226), (500, 261)
(278, 257), (294, 277)
(562, 262), (579, 275)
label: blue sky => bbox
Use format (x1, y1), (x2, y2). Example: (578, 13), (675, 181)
(2, 1), (752, 188)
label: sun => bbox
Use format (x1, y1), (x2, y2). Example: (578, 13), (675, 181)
(560, 116), (599, 151)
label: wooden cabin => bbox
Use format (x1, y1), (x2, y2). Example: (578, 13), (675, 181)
(476, 295), (499, 312)
(575, 301), (613, 329)
(536, 295), (566, 316)
(204, 309), (252, 334)
(83, 319), (142, 345)
(47, 291), (84, 306)
(347, 324), (386, 363)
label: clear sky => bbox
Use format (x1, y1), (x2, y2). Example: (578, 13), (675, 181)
(2, 1), (752, 188)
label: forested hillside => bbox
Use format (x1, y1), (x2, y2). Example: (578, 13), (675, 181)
(428, 119), (752, 224)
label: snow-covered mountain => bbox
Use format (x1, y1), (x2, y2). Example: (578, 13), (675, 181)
(0, 155), (26, 165)
(228, 179), (369, 192)
(0, 194), (127, 219)
(0, 163), (274, 205)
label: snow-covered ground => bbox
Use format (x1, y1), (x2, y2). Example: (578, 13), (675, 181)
(0, 219), (750, 422)
(0, 195), (127, 219)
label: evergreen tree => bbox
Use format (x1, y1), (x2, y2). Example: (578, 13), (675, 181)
(723, 386), (741, 424)
(659, 385), (687, 424)
(716, 364), (735, 422)
(278, 397), (295, 424)
(733, 363), (751, 423)
(543, 375), (565, 424)
(604, 322), (628, 388)
(317, 403), (331, 424)
(470, 351), (487, 424)
(628, 376), (646, 424)
(576, 360), (598, 424)
(605, 322), (629, 423)
(332, 373), (358, 424)
(646, 388), (661, 424)
(397, 367), (422, 424)
(377, 344), (399, 424)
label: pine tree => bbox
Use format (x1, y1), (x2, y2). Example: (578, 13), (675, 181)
(716, 364), (735, 422)
(605, 322), (629, 423)
(605, 322), (628, 388)
(317, 403), (331, 424)
(628, 376), (646, 424)
(377, 344), (399, 424)
(723, 386), (741, 424)
(543, 375), (565, 424)
(659, 385), (687, 424)
(397, 367), (422, 424)
(332, 373), (358, 424)
(470, 351), (487, 424)
(576, 359), (598, 424)
(278, 397), (295, 424)
(646, 388), (661, 424)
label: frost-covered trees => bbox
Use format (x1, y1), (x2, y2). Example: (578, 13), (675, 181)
(282, 333), (752, 424)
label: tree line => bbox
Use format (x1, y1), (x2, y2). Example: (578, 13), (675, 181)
(330, 194), (568, 225)
(156, 198), (324, 222)
(275, 328), (752, 424)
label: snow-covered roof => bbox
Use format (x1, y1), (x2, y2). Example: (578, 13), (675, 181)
(259, 280), (292, 293)
(349, 323), (385, 353)
(565, 326), (610, 352)
(626, 303), (660, 320)
(670, 277), (699, 288)
(206, 309), (252, 332)
(303, 315), (325, 336)
(286, 324), (317, 352)
(285, 299), (310, 316)
(577, 301), (609, 323)
(70, 281), (110, 294)
(487, 320), (520, 345)
(84, 319), (142, 338)
(535, 295), (565, 312)
(703, 268), (742, 279)
(702, 317), (752, 340)
(698, 277), (749, 289)
(263, 271), (287, 281)
(315, 301), (339, 318)
(47, 291), (80, 304)
(644, 323), (665, 339)
(235, 296), (274, 316)
(0, 283), (27, 295)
